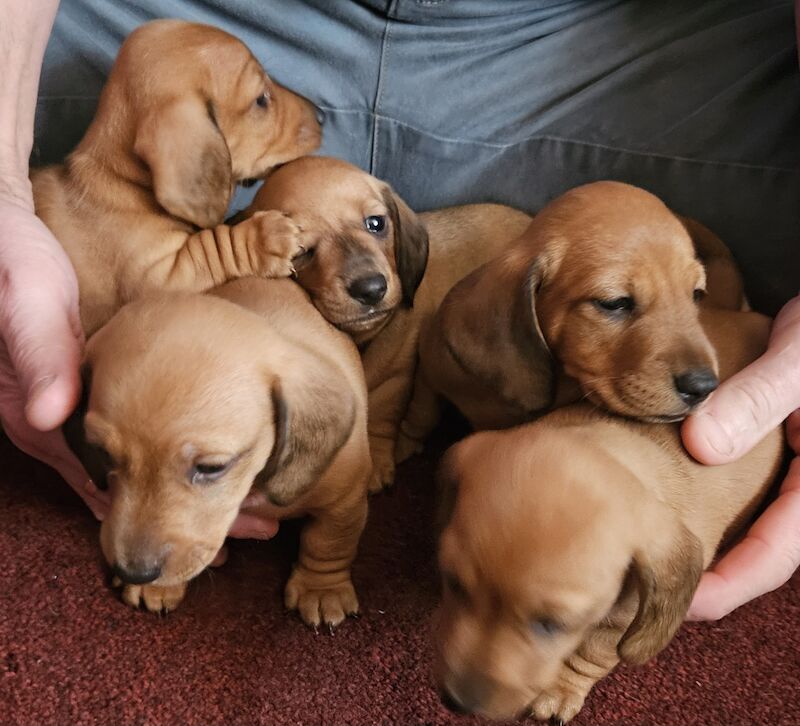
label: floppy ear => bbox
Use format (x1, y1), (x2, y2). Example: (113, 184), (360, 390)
(439, 246), (555, 418)
(253, 375), (357, 507)
(617, 509), (704, 665)
(382, 186), (429, 307)
(134, 96), (233, 228)
(435, 445), (462, 535)
(61, 365), (112, 491)
(676, 214), (744, 311)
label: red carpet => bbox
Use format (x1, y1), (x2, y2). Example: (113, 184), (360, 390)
(1, 425), (798, 726)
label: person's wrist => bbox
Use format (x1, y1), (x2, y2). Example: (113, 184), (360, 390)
(0, 165), (33, 212)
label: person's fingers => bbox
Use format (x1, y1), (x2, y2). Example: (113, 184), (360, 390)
(0, 209), (83, 431)
(683, 296), (800, 466)
(686, 456), (800, 621)
(227, 510), (281, 540)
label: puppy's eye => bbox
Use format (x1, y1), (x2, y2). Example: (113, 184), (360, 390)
(529, 617), (562, 638)
(443, 573), (469, 603)
(365, 215), (387, 235)
(291, 245), (316, 271)
(189, 461), (232, 485)
(255, 92), (270, 110)
(693, 288), (706, 303)
(593, 296), (635, 316)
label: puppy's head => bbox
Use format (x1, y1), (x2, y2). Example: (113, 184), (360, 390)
(62, 292), (355, 589)
(246, 157), (429, 344)
(102, 19), (321, 227)
(434, 425), (702, 720)
(536, 182), (719, 420)
(445, 181), (719, 422)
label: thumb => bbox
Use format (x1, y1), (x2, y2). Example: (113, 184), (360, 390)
(683, 297), (800, 465)
(1, 280), (83, 431)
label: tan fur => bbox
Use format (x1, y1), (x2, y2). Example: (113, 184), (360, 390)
(238, 156), (533, 490)
(63, 279), (370, 628)
(31, 20), (321, 336)
(415, 181), (745, 435)
(434, 306), (783, 722)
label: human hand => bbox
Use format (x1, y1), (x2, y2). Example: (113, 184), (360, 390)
(0, 182), (110, 517)
(682, 295), (800, 620)
(1, 179), (281, 540)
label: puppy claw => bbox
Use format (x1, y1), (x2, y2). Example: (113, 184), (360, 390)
(284, 567), (360, 630)
(327, 623), (336, 637)
(368, 445), (397, 493)
(118, 581), (187, 614)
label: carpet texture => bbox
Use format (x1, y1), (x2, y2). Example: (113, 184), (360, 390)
(1, 425), (798, 726)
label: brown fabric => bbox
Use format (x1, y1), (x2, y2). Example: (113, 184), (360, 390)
(1, 428), (798, 726)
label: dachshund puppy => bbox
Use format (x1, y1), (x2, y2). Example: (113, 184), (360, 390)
(63, 279), (369, 628)
(412, 181), (744, 436)
(32, 20), (321, 335)
(434, 306), (783, 722)
(239, 156), (532, 489)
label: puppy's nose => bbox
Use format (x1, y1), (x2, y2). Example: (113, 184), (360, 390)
(112, 560), (163, 586)
(347, 274), (388, 306)
(440, 688), (471, 715)
(440, 672), (492, 715)
(674, 367), (719, 406)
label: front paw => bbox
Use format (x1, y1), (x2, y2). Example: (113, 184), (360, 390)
(369, 436), (397, 492)
(394, 429), (423, 464)
(246, 210), (305, 277)
(113, 577), (187, 613)
(284, 567), (359, 630)
(529, 682), (589, 724)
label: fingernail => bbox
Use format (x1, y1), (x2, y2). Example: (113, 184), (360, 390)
(695, 410), (735, 457)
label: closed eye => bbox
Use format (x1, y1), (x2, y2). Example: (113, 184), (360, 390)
(592, 296), (635, 317)
(529, 617), (563, 638)
(189, 460), (234, 485)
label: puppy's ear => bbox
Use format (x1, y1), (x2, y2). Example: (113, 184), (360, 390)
(134, 96), (232, 228)
(676, 214), (744, 311)
(61, 365), (112, 491)
(435, 445), (462, 535)
(617, 508), (704, 665)
(253, 375), (357, 507)
(382, 186), (429, 307)
(439, 246), (556, 419)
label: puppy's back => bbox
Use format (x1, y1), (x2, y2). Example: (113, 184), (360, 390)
(544, 306), (782, 560)
(418, 204), (532, 310)
(212, 278), (367, 406)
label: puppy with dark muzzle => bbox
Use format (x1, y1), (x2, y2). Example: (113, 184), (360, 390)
(408, 181), (746, 437)
(237, 156), (533, 490)
(63, 279), (370, 628)
(433, 306), (783, 722)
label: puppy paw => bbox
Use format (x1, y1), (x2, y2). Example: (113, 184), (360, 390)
(113, 577), (187, 613)
(394, 429), (423, 464)
(284, 568), (359, 630)
(368, 437), (396, 492)
(247, 210), (305, 278)
(529, 684), (588, 724)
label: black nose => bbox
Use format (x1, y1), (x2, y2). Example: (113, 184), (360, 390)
(347, 274), (388, 305)
(112, 561), (162, 585)
(674, 367), (719, 406)
(440, 687), (472, 715)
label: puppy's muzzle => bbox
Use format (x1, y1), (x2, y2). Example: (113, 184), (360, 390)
(347, 274), (388, 306)
(440, 671), (496, 716)
(673, 367), (718, 407)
